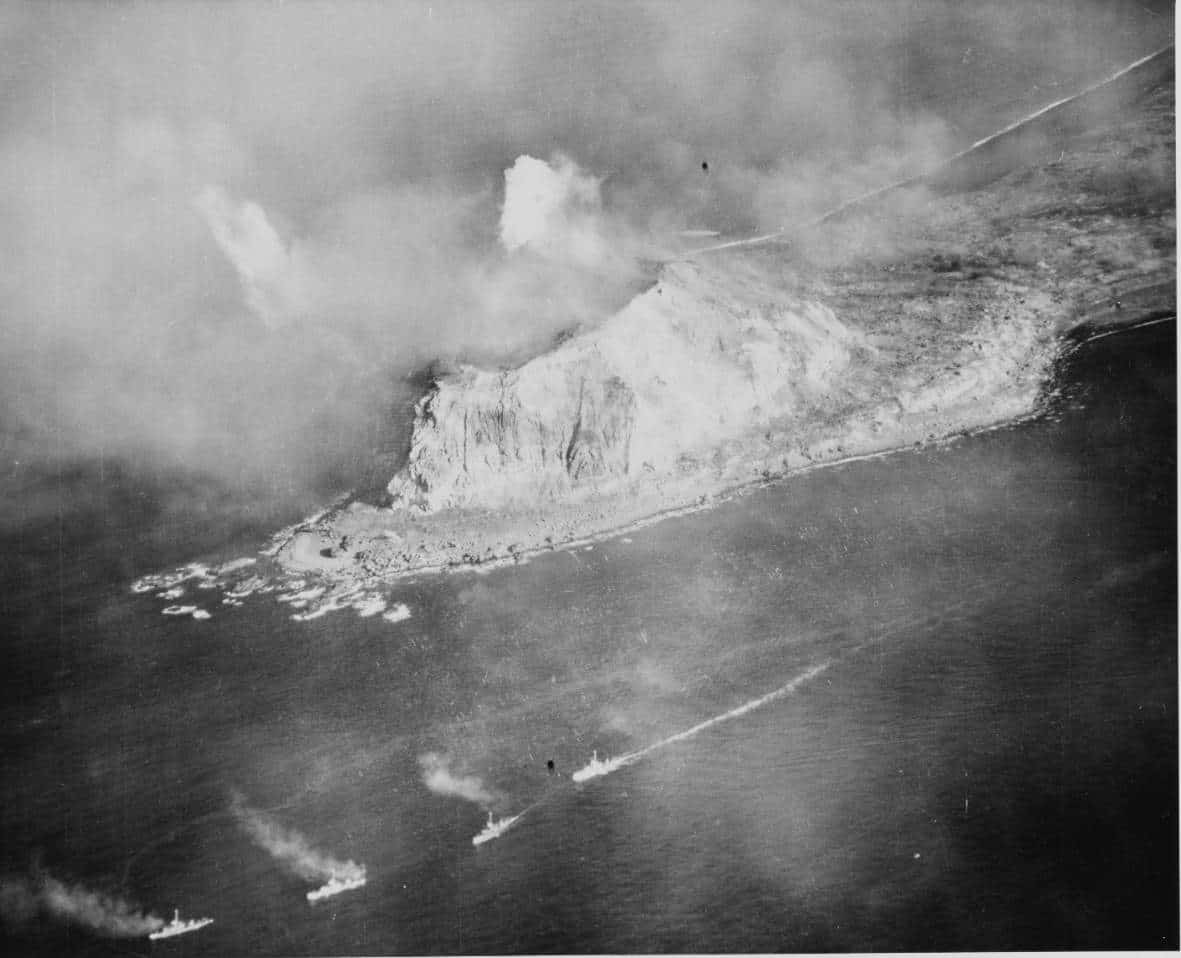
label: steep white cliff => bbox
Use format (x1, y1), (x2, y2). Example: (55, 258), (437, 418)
(387, 260), (861, 512)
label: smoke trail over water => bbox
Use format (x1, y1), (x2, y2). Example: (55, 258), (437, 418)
(0, 873), (164, 938)
(231, 796), (365, 884)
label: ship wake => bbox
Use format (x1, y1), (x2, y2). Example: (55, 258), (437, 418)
(574, 660), (832, 783)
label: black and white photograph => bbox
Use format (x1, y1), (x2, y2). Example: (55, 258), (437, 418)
(0, 2), (1175, 954)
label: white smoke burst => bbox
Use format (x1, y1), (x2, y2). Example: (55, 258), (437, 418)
(419, 752), (501, 809)
(194, 185), (323, 328)
(499, 154), (615, 269)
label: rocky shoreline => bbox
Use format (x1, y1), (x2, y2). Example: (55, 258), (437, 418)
(133, 59), (1174, 621)
(276, 69), (1174, 589)
(278, 289), (1061, 583)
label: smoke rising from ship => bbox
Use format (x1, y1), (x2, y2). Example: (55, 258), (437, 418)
(0, 873), (164, 938)
(231, 795), (365, 885)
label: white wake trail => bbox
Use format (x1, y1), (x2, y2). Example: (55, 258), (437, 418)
(470, 800), (544, 846)
(573, 660), (832, 783)
(689, 44), (1173, 255)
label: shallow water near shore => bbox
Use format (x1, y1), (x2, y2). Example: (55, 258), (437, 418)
(0, 319), (1175, 954)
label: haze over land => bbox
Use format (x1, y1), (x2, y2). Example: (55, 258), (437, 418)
(0, 1), (1171, 524)
(252, 43), (1172, 590)
(0, 6), (1175, 952)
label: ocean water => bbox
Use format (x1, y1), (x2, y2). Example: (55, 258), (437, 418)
(0, 320), (1175, 955)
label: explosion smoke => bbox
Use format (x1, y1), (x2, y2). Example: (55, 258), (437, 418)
(194, 186), (323, 328)
(1, 1), (1163, 497)
(499, 154), (612, 268)
(419, 752), (501, 809)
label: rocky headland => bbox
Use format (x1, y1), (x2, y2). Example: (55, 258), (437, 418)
(150, 48), (1172, 614)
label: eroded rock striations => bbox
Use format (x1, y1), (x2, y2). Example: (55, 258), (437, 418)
(256, 61), (1173, 588)
(388, 260), (860, 513)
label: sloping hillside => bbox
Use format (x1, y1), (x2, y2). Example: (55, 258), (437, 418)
(268, 59), (1173, 587)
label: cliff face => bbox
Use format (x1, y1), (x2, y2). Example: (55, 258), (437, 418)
(388, 260), (860, 512)
(247, 56), (1172, 587)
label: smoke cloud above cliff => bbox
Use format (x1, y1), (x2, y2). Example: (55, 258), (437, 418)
(499, 153), (637, 271)
(0, 1), (1168, 494)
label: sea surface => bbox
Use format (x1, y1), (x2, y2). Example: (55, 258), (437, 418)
(0, 320), (1175, 955)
